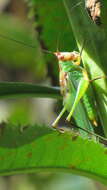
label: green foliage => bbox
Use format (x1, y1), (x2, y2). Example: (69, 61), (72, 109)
(0, 122), (107, 185)
(0, 0), (106, 186)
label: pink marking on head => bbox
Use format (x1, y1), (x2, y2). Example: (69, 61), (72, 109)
(54, 52), (64, 61)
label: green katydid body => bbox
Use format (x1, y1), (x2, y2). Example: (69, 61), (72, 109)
(52, 51), (98, 127)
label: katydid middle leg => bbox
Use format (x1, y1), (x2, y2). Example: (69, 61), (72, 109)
(52, 107), (66, 128)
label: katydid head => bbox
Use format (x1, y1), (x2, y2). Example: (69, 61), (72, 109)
(54, 51), (81, 65)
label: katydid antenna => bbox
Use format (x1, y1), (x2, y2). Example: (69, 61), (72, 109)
(69, 1), (83, 11)
(79, 38), (86, 63)
(0, 33), (53, 54)
(0, 2), (83, 55)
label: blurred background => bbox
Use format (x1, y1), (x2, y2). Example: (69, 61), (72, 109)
(0, 0), (106, 189)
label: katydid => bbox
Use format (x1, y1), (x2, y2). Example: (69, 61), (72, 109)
(0, 33), (104, 129)
(52, 51), (99, 127)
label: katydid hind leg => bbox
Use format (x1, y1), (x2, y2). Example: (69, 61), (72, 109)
(66, 78), (89, 121)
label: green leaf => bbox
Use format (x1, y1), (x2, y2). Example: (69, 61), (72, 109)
(0, 82), (61, 99)
(63, 0), (107, 135)
(0, 122), (107, 185)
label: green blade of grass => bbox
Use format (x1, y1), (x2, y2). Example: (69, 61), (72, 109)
(0, 82), (61, 99)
